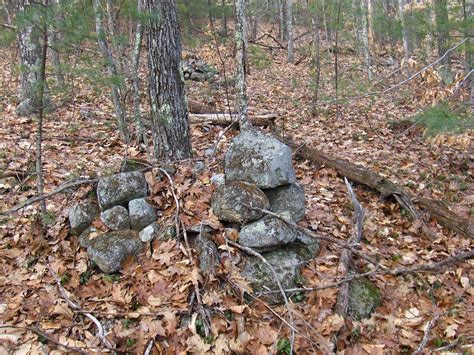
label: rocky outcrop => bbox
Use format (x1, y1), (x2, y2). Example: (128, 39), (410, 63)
(212, 181), (269, 223)
(224, 129), (296, 189)
(96, 171), (148, 210)
(100, 206), (131, 230)
(86, 230), (143, 273)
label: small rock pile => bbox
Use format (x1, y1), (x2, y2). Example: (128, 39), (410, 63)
(69, 171), (159, 273)
(211, 129), (320, 303)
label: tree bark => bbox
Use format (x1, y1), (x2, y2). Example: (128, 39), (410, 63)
(434, 0), (450, 75)
(286, 0), (294, 63)
(92, 0), (129, 142)
(398, 0), (411, 57)
(145, 0), (192, 162)
(360, 0), (373, 80)
(16, 0), (42, 116)
(235, 0), (250, 130)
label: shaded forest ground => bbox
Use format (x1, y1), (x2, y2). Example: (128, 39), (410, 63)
(0, 23), (473, 353)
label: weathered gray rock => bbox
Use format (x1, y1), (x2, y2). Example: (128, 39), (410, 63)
(86, 230), (143, 273)
(294, 231), (320, 259)
(238, 216), (297, 252)
(129, 198), (156, 231)
(69, 200), (99, 235)
(97, 171), (148, 210)
(139, 222), (160, 242)
(348, 277), (381, 320)
(212, 181), (269, 223)
(100, 206), (131, 230)
(241, 248), (306, 304)
(192, 162), (207, 177)
(225, 129), (296, 188)
(264, 183), (305, 222)
(210, 174), (225, 187)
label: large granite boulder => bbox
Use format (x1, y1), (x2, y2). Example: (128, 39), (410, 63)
(224, 129), (296, 189)
(212, 181), (269, 223)
(129, 198), (156, 231)
(69, 200), (99, 235)
(348, 277), (381, 320)
(238, 215), (297, 252)
(100, 206), (131, 230)
(264, 183), (305, 222)
(86, 230), (143, 273)
(241, 246), (314, 304)
(97, 171), (148, 210)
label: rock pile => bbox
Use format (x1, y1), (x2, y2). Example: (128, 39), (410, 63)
(69, 171), (158, 273)
(212, 129), (320, 303)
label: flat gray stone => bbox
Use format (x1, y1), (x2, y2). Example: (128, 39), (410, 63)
(129, 198), (156, 231)
(212, 181), (269, 223)
(86, 230), (143, 273)
(69, 200), (99, 235)
(225, 129), (296, 188)
(264, 183), (305, 222)
(139, 222), (160, 242)
(238, 216), (298, 252)
(97, 171), (148, 210)
(100, 206), (130, 230)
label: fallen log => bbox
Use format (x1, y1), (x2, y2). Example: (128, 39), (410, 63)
(282, 137), (473, 239)
(189, 113), (277, 128)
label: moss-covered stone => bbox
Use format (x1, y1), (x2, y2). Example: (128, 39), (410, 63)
(348, 277), (381, 320)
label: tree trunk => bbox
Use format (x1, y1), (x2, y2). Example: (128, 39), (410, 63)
(145, 0), (192, 162)
(92, 0), (129, 142)
(311, 16), (321, 104)
(286, 0), (294, 63)
(235, 0), (250, 130)
(398, 0), (411, 57)
(16, 0), (42, 116)
(360, 0), (373, 80)
(221, 0), (228, 36)
(434, 0), (450, 78)
(278, 0), (287, 41)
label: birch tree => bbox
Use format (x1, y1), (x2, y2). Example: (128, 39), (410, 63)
(287, 0), (294, 63)
(145, 0), (192, 161)
(235, 0), (250, 130)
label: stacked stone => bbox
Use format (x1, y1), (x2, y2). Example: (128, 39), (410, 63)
(69, 171), (159, 273)
(211, 129), (320, 303)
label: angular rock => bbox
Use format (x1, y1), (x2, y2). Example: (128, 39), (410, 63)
(86, 230), (143, 273)
(212, 181), (269, 223)
(224, 129), (296, 188)
(139, 222), (160, 242)
(69, 200), (99, 235)
(129, 198), (156, 231)
(241, 248), (306, 304)
(97, 171), (148, 210)
(348, 277), (381, 320)
(100, 206), (130, 230)
(238, 215), (297, 252)
(210, 174), (225, 187)
(264, 183), (305, 222)
(294, 231), (320, 259)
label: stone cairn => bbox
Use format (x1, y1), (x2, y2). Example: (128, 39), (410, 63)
(211, 129), (320, 303)
(69, 170), (159, 274)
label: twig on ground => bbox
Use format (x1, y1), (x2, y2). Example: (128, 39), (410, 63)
(0, 325), (88, 353)
(434, 335), (474, 352)
(413, 311), (447, 355)
(46, 261), (114, 350)
(159, 168), (180, 238)
(225, 238), (296, 355)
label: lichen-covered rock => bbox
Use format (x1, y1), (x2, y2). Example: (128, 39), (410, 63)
(212, 181), (269, 223)
(294, 231), (320, 259)
(129, 198), (156, 231)
(139, 222), (160, 242)
(86, 230), (143, 273)
(100, 206), (131, 230)
(97, 171), (148, 210)
(264, 183), (305, 222)
(225, 129), (296, 188)
(241, 248), (306, 304)
(348, 277), (381, 320)
(238, 216), (297, 252)
(69, 200), (99, 235)
(210, 174), (225, 187)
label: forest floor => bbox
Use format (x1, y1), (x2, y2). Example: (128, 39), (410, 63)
(0, 26), (473, 354)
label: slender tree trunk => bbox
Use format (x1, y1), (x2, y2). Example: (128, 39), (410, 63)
(36, 0), (49, 224)
(16, 0), (42, 116)
(145, 0), (192, 161)
(334, 0), (341, 117)
(49, 0), (65, 88)
(235, 0), (250, 130)
(311, 17), (321, 104)
(398, 0), (411, 57)
(367, 0), (374, 49)
(286, 0), (294, 63)
(222, 0), (228, 36)
(361, 0), (372, 80)
(278, 0), (286, 41)
(434, 0), (450, 78)
(92, 0), (129, 142)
